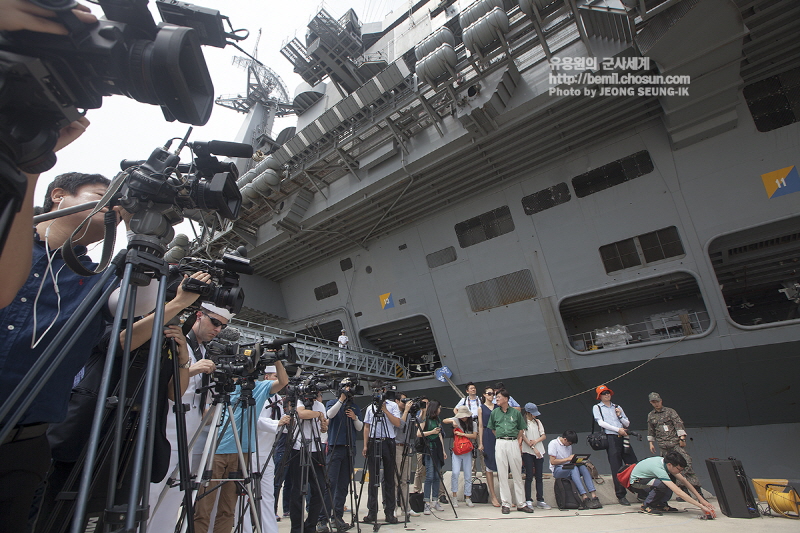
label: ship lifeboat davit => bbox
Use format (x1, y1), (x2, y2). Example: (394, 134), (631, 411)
(463, 7), (509, 59)
(415, 26), (455, 61)
(415, 43), (457, 87)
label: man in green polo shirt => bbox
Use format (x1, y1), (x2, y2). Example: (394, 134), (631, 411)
(631, 451), (714, 515)
(487, 389), (530, 514)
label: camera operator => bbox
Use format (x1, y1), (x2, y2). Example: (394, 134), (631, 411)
(361, 389), (402, 524)
(0, 171), (159, 532)
(319, 379), (362, 532)
(0, 0), (97, 35)
(287, 390), (329, 533)
(193, 359), (289, 533)
(0, 1), (97, 309)
(149, 296), (231, 532)
(393, 393), (418, 519)
(187, 303), (233, 477)
(243, 366), (291, 533)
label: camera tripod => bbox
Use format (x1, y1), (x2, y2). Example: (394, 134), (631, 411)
(271, 394), (336, 533)
(186, 375), (270, 533)
(320, 392), (363, 533)
(355, 400), (408, 532)
(409, 411), (457, 519)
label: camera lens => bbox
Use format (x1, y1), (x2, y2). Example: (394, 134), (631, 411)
(128, 25), (213, 126)
(191, 172), (242, 220)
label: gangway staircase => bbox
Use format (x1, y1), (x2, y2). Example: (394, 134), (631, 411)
(230, 319), (408, 381)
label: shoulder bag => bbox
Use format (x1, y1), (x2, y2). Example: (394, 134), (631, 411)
(587, 404), (609, 451)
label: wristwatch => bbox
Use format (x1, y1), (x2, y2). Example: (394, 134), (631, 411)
(178, 360), (191, 369)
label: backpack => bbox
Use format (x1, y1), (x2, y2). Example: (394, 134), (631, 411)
(554, 477), (583, 510)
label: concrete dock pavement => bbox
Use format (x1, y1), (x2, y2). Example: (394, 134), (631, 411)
(275, 474), (797, 533)
(275, 500), (797, 533)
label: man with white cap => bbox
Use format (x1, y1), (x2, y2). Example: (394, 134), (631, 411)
(337, 329), (349, 363)
(148, 302), (230, 531)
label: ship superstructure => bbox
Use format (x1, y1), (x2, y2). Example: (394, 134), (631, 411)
(194, 0), (800, 482)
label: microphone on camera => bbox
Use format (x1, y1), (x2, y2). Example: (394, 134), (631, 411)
(216, 327), (240, 343)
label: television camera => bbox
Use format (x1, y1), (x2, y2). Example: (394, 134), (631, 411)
(1, 0), (243, 252)
(371, 384), (398, 407)
(167, 245), (253, 314)
(337, 377), (364, 400)
(208, 335), (297, 382)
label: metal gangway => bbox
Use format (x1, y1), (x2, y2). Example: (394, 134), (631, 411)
(230, 319), (408, 381)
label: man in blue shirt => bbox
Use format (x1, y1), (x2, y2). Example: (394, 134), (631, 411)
(0, 171), (130, 530)
(194, 360), (289, 533)
(320, 379), (362, 531)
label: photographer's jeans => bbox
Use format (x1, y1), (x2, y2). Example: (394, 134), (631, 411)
(324, 445), (353, 519)
(451, 451), (473, 496)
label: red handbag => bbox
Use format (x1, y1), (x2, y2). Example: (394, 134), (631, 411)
(453, 429), (474, 455)
(617, 463), (636, 488)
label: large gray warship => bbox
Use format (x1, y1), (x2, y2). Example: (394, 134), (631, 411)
(191, 0), (800, 482)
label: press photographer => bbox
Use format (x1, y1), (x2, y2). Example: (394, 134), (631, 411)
(0, 0), (234, 296)
(282, 374), (330, 533)
(361, 385), (403, 525)
(0, 171), (159, 532)
(194, 345), (290, 533)
(321, 378), (363, 531)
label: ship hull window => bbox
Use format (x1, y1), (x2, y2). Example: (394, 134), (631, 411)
(521, 182), (571, 214)
(743, 65), (800, 133)
(455, 205), (515, 248)
(572, 150), (654, 198)
(600, 226), (685, 274)
(559, 272), (710, 352)
(314, 281), (339, 301)
(708, 217), (800, 327)
(426, 246), (458, 268)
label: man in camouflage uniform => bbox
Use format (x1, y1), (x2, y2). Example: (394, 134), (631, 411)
(646, 392), (701, 491)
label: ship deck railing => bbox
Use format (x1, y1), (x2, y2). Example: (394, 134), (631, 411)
(229, 319), (410, 380)
(569, 310), (711, 352)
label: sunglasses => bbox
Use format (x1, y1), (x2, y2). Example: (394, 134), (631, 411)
(485, 392), (494, 396)
(203, 312), (227, 329)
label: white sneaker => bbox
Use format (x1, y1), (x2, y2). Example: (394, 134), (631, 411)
(452, 499), (459, 508)
(407, 509), (421, 517)
(433, 502), (445, 512)
(526, 500), (533, 508)
(536, 501), (551, 509)
(465, 497), (474, 507)
(423, 503), (431, 515)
